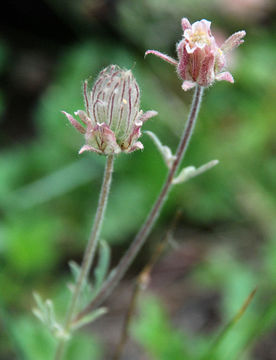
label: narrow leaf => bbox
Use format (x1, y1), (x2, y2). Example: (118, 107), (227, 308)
(32, 308), (44, 323)
(173, 160), (219, 184)
(71, 307), (107, 331)
(45, 299), (55, 327)
(69, 260), (81, 283)
(93, 241), (110, 296)
(145, 131), (176, 169)
(33, 292), (45, 314)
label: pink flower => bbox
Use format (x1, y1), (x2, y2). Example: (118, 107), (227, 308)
(63, 65), (157, 155)
(145, 18), (246, 91)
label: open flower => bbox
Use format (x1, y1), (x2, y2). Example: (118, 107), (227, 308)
(63, 65), (158, 155)
(145, 18), (246, 91)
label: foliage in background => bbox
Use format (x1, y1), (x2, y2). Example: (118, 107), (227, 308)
(0, 0), (276, 358)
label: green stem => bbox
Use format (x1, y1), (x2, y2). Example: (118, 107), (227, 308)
(54, 154), (114, 360)
(74, 85), (204, 323)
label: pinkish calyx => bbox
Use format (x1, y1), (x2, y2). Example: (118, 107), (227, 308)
(145, 18), (246, 91)
(63, 65), (158, 155)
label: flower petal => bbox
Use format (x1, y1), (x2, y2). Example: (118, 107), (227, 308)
(198, 19), (211, 34)
(189, 19), (211, 41)
(181, 18), (192, 31)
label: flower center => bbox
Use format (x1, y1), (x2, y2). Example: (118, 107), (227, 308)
(189, 30), (210, 47)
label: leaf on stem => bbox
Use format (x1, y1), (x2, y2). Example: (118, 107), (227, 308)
(93, 240), (110, 295)
(32, 292), (69, 340)
(68, 240), (110, 308)
(71, 307), (108, 331)
(68, 260), (93, 308)
(172, 159), (219, 185)
(145, 131), (176, 169)
(68, 260), (81, 283)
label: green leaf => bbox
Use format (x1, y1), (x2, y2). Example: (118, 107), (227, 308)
(68, 261), (81, 284)
(71, 307), (107, 331)
(92, 240), (110, 296)
(32, 293), (67, 340)
(33, 292), (45, 316)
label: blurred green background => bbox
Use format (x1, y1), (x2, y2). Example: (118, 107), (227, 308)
(0, 0), (276, 359)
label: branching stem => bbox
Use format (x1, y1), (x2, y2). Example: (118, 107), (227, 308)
(74, 85), (204, 323)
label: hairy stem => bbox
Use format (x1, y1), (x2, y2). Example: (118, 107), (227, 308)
(74, 85), (204, 323)
(54, 154), (114, 360)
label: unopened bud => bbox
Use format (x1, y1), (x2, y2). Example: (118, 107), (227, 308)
(63, 65), (158, 155)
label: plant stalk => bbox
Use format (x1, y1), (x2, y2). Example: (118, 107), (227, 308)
(74, 85), (204, 323)
(54, 154), (114, 360)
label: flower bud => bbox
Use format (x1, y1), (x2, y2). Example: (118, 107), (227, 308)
(63, 65), (157, 155)
(145, 18), (246, 91)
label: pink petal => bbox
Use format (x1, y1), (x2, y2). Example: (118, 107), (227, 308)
(199, 19), (212, 34)
(181, 18), (191, 31)
(182, 81), (196, 91)
(145, 50), (178, 66)
(62, 111), (86, 134)
(221, 31), (246, 53)
(191, 19), (211, 35)
(79, 144), (101, 154)
(216, 71), (234, 83)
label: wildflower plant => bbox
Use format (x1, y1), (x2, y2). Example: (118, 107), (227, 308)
(33, 18), (246, 360)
